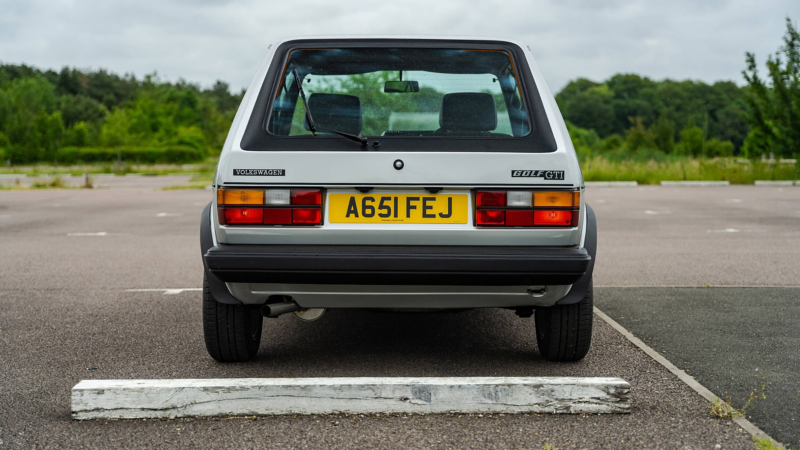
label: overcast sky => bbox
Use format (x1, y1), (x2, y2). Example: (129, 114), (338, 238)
(1, 0), (797, 93)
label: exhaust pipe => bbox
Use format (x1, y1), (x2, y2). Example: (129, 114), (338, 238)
(261, 301), (302, 318)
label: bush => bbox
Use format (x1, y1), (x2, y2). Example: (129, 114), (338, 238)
(705, 138), (734, 157)
(55, 145), (206, 164)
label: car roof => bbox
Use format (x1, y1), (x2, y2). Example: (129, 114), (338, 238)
(271, 35), (529, 50)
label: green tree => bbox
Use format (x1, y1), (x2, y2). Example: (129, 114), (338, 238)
(624, 117), (656, 151)
(704, 138), (734, 157)
(676, 123), (705, 157)
(101, 109), (132, 147)
(742, 17), (800, 158)
(651, 115), (675, 153)
(68, 121), (90, 147)
(565, 121), (601, 159)
(58, 94), (107, 127)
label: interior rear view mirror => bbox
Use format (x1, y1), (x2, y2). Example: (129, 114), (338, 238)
(384, 81), (419, 93)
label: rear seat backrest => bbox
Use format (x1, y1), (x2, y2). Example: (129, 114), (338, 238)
(438, 93), (497, 133)
(304, 93), (362, 134)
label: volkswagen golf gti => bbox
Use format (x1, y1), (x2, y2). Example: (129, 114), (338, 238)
(200, 36), (597, 363)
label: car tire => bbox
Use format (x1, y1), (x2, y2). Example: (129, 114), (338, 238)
(535, 279), (593, 362)
(202, 274), (262, 362)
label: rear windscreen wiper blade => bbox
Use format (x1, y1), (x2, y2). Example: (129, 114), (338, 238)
(291, 66), (368, 147)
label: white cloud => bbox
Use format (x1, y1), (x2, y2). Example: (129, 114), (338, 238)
(0, 0), (797, 91)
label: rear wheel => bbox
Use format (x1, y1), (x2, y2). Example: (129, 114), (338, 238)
(202, 274), (262, 362)
(535, 280), (593, 362)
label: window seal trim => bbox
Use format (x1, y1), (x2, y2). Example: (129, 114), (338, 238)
(240, 39), (557, 153)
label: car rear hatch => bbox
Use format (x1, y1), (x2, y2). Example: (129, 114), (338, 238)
(214, 148), (583, 247)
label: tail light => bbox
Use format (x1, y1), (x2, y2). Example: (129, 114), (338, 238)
(217, 188), (323, 226)
(475, 189), (580, 227)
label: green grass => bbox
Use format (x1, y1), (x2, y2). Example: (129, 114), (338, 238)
(162, 183), (211, 190)
(581, 157), (799, 184)
(3, 156), (798, 185)
(753, 436), (787, 450)
(0, 157), (218, 178)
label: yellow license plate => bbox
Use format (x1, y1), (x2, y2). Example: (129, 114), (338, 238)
(328, 193), (468, 224)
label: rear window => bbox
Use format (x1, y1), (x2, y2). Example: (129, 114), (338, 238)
(267, 48), (532, 138)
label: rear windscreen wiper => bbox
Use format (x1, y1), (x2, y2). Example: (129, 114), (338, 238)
(291, 66), (368, 147)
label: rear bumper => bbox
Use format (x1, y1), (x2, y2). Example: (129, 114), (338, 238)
(204, 244), (591, 286)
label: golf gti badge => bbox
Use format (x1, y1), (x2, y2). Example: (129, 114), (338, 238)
(200, 36), (596, 362)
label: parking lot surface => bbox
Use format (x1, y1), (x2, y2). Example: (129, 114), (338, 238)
(596, 287), (800, 447)
(1, 184), (797, 448)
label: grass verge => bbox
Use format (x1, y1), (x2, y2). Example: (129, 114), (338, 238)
(580, 157), (798, 184)
(753, 436), (787, 450)
(162, 184), (211, 190)
(3, 157), (799, 184)
(0, 158), (218, 177)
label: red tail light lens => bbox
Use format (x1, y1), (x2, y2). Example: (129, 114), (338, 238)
(263, 208), (292, 225)
(476, 191), (506, 207)
(220, 188), (323, 226)
(506, 210), (534, 226)
(475, 189), (580, 227)
(291, 189), (322, 205)
(476, 210), (505, 225)
(292, 208), (321, 224)
(534, 210), (577, 226)
(222, 208), (264, 224)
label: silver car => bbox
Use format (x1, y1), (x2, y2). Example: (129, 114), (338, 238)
(200, 36), (597, 363)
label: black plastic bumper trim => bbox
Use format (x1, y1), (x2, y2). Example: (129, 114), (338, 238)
(204, 244), (590, 287)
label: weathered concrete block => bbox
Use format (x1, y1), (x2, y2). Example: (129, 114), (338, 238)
(72, 377), (630, 419)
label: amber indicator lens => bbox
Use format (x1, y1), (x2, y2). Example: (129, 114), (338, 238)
(533, 191), (576, 208)
(218, 189), (265, 205)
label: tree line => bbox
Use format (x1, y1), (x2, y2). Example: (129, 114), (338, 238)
(0, 17), (796, 165)
(561, 17), (798, 162)
(0, 65), (242, 164)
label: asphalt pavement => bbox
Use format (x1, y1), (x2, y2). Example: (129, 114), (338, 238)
(596, 287), (800, 447)
(1, 183), (797, 448)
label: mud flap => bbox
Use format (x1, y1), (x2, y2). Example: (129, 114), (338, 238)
(556, 203), (596, 305)
(200, 202), (243, 305)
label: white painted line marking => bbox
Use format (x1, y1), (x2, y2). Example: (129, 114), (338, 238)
(754, 180), (794, 186)
(125, 288), (202, 295)
(67, 232), (107, 237)
(584, 181), (638, 187)
(660, 181), (730, 187)
(644, 210), (671, 215)
(594, 307), (777, 444)
(596, 285), (800, 288)
(707, 228), (740, 233)
(724, 199), (742, 203)
(71, 376), (630, 419)
(0, 215), (10, 218)
(156, 212), (182, 217)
